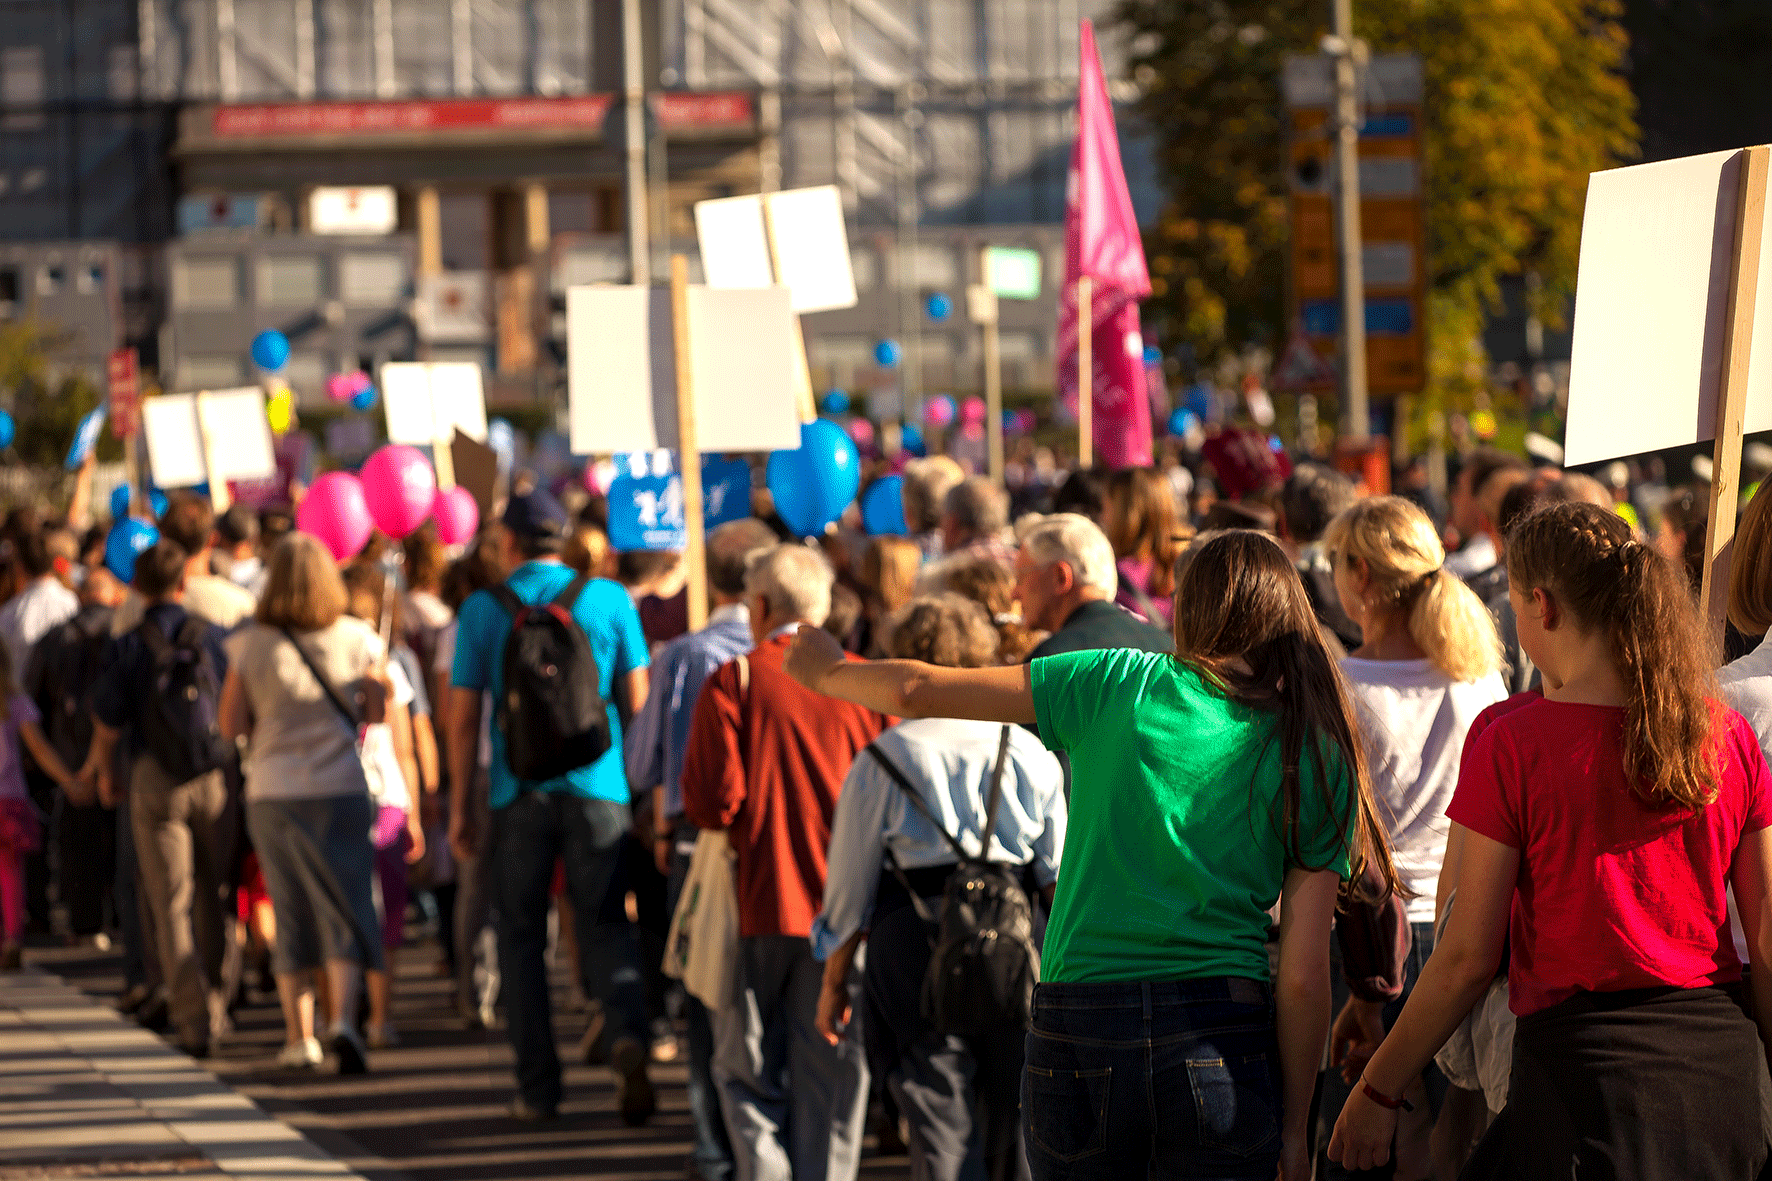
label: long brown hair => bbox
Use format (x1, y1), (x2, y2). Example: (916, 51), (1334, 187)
(1507, 501), (1720, 810)
(1106, 467), (1184, 600)
(1171, 529), (1402, 897)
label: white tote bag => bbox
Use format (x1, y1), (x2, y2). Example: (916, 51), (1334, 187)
(663, 828), (740, 1009)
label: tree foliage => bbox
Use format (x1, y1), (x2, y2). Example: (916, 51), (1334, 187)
(1116, 0), (1638, 400)
(0, 321), (118, 468)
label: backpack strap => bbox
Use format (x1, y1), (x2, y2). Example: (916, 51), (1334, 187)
(865, 742), (972, 863)
(550, 572), (593, 612)
(489, 582), (527, 624)
(280, 628), (359, 733)
(975, 725), (1013, 861)
(136, 617), (173, 662)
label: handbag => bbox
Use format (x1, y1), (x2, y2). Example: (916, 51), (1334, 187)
(661, 654), (746, 1009)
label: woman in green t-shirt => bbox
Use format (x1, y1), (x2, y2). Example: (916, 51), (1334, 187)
(786, 529), (1400, 1181)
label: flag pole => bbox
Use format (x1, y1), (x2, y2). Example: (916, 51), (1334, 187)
(1077, 276), (1093, 469)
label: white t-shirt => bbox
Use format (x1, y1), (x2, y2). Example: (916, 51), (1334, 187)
(1713, 639), (1772, 963)
(359, 658), (415, 813)
(1341, 656), (1508, 922)
(225, 617), (381, 802)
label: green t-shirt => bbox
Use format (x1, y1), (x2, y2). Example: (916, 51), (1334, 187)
(1030, 647), (1355, 984)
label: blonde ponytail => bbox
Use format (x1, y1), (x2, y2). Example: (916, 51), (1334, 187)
(1323, 496), (1502, 684)
(1408, 568), (1503, 682)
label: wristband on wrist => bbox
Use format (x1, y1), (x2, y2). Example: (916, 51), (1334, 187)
(1359, 1079), (1414, 1113)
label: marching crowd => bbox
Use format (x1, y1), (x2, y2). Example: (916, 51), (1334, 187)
(5, 438), (1772, 1181)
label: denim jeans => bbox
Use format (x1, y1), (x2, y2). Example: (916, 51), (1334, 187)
(671, 820), (734, 1181)
(1022, 978), (1281, 1181)
(489, 791), (648, 1111)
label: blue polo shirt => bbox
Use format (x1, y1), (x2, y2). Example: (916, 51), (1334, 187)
(451, 561), (650, 809)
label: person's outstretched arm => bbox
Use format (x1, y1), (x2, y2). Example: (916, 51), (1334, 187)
(784, 626), (1035, 724)
(1329, 825), (1515, 1171)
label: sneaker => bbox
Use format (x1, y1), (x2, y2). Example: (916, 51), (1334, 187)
(173, 1030), (211, 1059)
(135, 993), (170, 1033)
(275, 1038), (324, 1070)
(649, 1016), (680, 1063)
(330, 1024), (369, 1075)
(366, 1023), (400, 1050)
(116, 983), (154, 1015)
(609, 1035), (656, 1127)
(508, 1096), (558, 1123)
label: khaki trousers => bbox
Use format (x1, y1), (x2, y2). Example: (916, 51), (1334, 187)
(130, 757), (227, 1043)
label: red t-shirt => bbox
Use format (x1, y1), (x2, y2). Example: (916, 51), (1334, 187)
(1446, 696), (1772, 1016)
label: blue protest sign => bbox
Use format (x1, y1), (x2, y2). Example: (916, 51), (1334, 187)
(67, 406), (107, 470)
(701, 457), (752, 530)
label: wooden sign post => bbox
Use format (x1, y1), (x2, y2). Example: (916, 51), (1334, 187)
(1700, 143), (1769, 644)
(1077, 276), (1094, 469)
(670, 254), (710, 632)
(971, 264), (1004, 484)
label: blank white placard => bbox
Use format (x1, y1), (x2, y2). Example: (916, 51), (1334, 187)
(694, 196), (774, 290)
(566, 284), (801, 455)
(763, 186), (858, 314)
(1565, 148), (1772, 466)
(143, 389), (276, 488)
(381, 362), (488, 446)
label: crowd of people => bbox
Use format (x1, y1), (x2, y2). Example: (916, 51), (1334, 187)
(4, 432), (1772, 1181)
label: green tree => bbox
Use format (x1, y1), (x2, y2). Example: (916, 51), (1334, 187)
(0, 320), (119, 468)
(1116, 0), (1638, 404)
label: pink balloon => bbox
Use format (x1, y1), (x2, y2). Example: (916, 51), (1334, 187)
(360, 444), (438, 540)
(925, 395), (956, 429)
(325, 374), (355, 404)
(847, 418), (876, 447)
(297, 472), (373, 563)
(431, 485), (479, 546)
(350, 370), (373, 395)
(961, 396), (986, 425)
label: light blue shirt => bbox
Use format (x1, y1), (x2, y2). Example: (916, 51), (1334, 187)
(811, 717), (1068, 962)
(451, 561), (650, 809)
(623, 603), (754, 819)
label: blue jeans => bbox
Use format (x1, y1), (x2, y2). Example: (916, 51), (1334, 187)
(671, 821), (734, 1181)
(489, 791), (648, 1111)
(1022, 979), (1281, 1181)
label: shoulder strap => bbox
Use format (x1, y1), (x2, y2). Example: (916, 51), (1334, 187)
(735, 652), (749, 698)
(489, 582), (525, 621)
(975, 725), (1013, 860)
(136, 618), (172, 661)
(550, 572), (593, 612)
(865, 741), (971, 864)
(280, 628), (358, 730)
(175, 616), (210, 652)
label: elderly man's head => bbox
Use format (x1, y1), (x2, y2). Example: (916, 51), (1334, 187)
(940, 476), (1010, 553)
(744, 543), (835, 641)
(1011, 513), (1118, 635)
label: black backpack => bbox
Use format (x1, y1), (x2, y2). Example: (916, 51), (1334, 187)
(33, 608), (113, 772)
(137, 615), (231, 784)
(490, 573), (611, 782)
(866, 726), (1040, 1036)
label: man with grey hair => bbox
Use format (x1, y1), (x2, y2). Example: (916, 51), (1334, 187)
(1018, 513), (1172, 660)
(901, 457), (965, 559)
(682, 542), (893, 1181)
(939, 476), (1013, 562)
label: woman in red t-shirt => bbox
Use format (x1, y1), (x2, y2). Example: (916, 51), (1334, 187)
(1330, 501), (1772, 1178)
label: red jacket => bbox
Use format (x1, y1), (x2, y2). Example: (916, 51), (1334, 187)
(681, 632), (894, 939)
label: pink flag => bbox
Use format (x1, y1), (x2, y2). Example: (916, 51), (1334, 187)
(1058, 19), (1153, 469)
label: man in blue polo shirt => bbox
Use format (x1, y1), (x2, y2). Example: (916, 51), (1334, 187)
(446, 490), (654, 1124)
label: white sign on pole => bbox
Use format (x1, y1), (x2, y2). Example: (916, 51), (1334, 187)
(695, 185), (859, 314)
(566, 284), (801, 455)
(693, 196), (775, 290)
(380, 362), (488, 447)
(142, 389), (277, 488)
(1564, 149), (1772, 466)
(307, 186), (399, 235)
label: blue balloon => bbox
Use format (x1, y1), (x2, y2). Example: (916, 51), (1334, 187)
(1143, 345), (1163, 367)
(900, 423), (926, 457)
(926, 293), (953, 322)
(821, 389), (851, 415)
(874, 339), (902, 368)
(765, 419), (862, 538)
(105, 519), (159, 583)
(860, 475), (909, 536)
(0, 409), (13, 449)
(1167, 408), (1199, 438)
(351, 385), (377, 412)
(250, 329), (291, 373)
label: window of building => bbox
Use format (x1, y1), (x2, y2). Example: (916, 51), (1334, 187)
(339, 253), (407, 306)
(1, 47), (45, 132)
(258, 255), (324, 306)
(0, 267), (17, 309)
(178, 355), (244, 389)
(849, 248), (879, 291)
(38, 265), (63, 296)
(999, 330), (1042, 362)
(108, 45), (137, 101)
(77, 262), (104, 295)
(174, 258), (240, 310)
(283, 352), (327, 392)
(905, 244), (958, 289)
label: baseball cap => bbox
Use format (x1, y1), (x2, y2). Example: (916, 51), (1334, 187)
(502, 489), (569, 541)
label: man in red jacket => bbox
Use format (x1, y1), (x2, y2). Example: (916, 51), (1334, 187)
(682, 543), (893, 1181)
